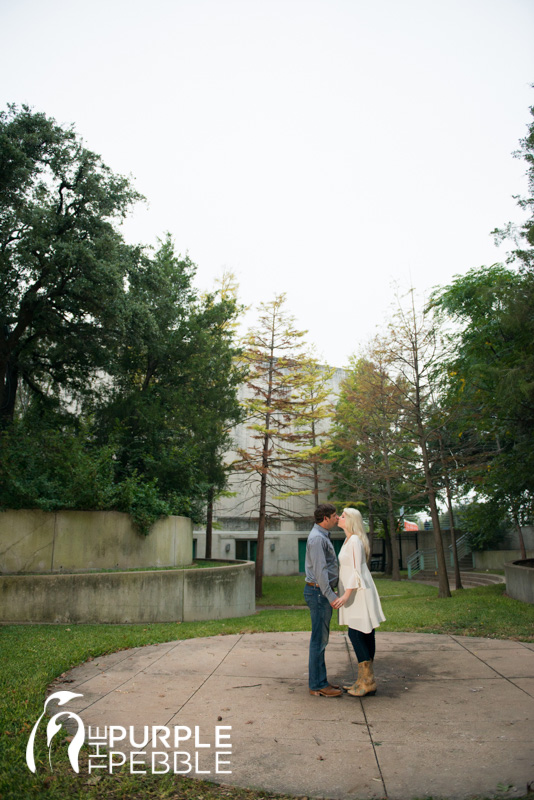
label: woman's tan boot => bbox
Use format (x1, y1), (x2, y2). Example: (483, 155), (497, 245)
(343, 661), (363, 692)
(347, 660), (377, 697)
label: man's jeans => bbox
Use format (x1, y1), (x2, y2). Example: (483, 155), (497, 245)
(304, 584), (333, 690)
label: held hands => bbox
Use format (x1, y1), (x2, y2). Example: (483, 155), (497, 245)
(332, 590), (352, 609)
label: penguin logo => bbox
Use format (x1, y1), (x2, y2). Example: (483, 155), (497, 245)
(26, 691), (85, 774)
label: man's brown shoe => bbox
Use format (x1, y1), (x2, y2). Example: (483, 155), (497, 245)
(309, 685), (342, 697)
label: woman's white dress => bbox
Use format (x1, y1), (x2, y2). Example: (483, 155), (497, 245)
(338, 534), (386, 633)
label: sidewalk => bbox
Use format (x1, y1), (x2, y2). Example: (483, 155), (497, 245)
(51, 631), (534, 800)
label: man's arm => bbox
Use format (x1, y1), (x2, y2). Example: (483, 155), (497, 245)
(308, 537), (337, 604)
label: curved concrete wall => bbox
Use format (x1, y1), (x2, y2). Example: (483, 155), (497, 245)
(0, 510), (192, 573)
(505, 560), (534, 605)
(0, 561), (256, 623)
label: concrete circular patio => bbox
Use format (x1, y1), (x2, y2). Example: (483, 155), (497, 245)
(50, 631), (534, 800)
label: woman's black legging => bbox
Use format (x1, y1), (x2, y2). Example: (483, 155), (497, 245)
(348, 627), (376, 662)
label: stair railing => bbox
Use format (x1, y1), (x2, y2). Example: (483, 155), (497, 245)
(449, 533), (473, 568)
(407, 548), (439, 579)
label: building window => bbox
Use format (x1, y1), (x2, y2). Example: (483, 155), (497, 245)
(219, 517), (254, 531)
(295, 517), (314, 531)
(217, 517), (282, 532)
(235, 540), (257, 561)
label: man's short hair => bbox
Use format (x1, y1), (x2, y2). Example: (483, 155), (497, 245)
(314, 503), (337, 524)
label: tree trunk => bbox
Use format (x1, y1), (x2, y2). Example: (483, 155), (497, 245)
(446, 483), (463, 590)
(439, 437), (463, 590)
(420, 433), (451, 598)
(255, 424), (270, 598)
(383, 447), (400, 580)
(367, 494), (375, 569)
(381, 516), (393, 576)
(256, 462), (267, 598)
(512, 509), (527, 560)
(311, 419), (319, 506)
(205, 486), (214, 560)
(313, 463), (319, 507)
(0, 350), (18, 428)
(386, 500), (400, 581)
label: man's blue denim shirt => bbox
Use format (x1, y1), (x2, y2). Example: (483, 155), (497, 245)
(305, 523), (338, 603)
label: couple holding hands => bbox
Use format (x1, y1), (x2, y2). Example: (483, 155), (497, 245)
(304, 503), (386, 698)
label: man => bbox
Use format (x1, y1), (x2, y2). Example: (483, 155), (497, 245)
(304, 503), (342, 697)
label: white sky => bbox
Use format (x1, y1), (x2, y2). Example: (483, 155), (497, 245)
(1, 0), (533, 367)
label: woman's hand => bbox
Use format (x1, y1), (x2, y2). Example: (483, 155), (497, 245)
(333, 590), (352, 608)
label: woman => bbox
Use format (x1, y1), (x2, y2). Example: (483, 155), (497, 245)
(334, 508), (386, 697)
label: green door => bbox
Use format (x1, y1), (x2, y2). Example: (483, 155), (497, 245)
(331, 538), (343, 556)
(299, 537), (343, 572)
(298, 539), (307, 572)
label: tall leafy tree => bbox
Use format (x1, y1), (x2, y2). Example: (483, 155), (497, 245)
(430, 97), (534, 557)
(97, 234), (245, 522)
(234, 294), (311, 597)
(430, 265), (534, 557)
(380, 293), (452, 597)
(0, 105), (244, 531)
(329, 354), (419, 579)
(0, 104), (142, 425)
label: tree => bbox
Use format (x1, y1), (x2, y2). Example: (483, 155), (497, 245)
(234, 294), (310, 597)
(96, 235), (245, 524)
(202, 271), (247, 558)
(381, 292), (452, 598)
(0, 104), (142, 425)
(0, 106), (245, 533)
(329, 354), (419, 579)
(279, 351), (336, 508)
(430, 264), (534, 557)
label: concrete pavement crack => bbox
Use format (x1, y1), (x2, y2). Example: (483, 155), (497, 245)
(360, 698), (388, 799)
(451, 634), (534, 699)
(165, 634), (245, 725)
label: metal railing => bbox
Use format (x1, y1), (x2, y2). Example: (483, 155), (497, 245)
(407, 548), (438, 579)
(408, 534), (473, 579)
(449, 533), (472, 567)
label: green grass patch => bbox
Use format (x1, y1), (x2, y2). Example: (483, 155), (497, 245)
(257, 573), (443, 606)
(1, 579), (532, 799)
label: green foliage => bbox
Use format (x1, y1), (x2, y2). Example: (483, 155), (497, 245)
(0, 107), (245, 529)
(95, 234), (245, 522)
(0, 412), (191, 534)
(430, 264), (534, 524)
(455, 501), (510, 551)
(0, 104), (142, 424)
(429, 98), (534, 526)
(0, 423), (108, 513)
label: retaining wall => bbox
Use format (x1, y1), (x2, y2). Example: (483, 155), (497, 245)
(0, 561), (256, 623)
(0, 510), (193, 573)
(504, 560), (534, 605)
(474, 550), (534, 570)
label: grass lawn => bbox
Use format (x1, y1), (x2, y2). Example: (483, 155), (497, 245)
(1, 577), (532, 800)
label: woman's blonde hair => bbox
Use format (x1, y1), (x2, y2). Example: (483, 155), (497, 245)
(343, 508), (370, 560)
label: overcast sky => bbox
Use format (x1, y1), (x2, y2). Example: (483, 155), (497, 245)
(1, 0), (533, 367)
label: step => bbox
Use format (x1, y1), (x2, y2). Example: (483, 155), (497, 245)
(412, 570), (505, 587)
